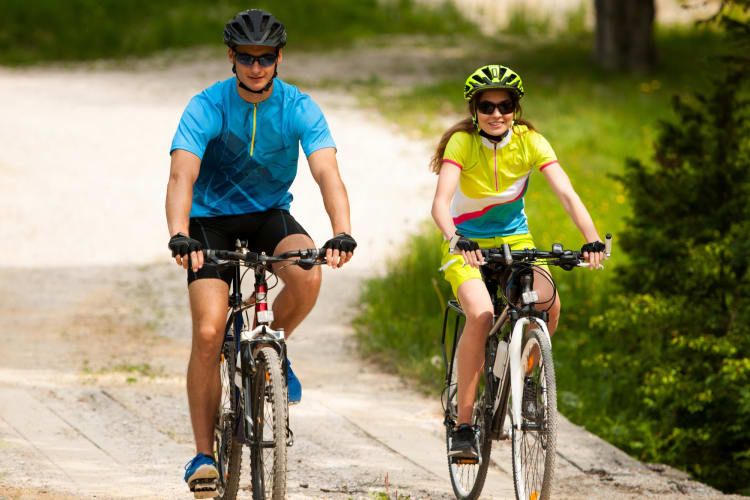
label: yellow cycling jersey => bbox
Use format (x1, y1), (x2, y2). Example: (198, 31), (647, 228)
(443, 124), (558, 238)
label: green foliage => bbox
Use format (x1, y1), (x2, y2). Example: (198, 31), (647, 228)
(366, 492), (411, 500)
(505, 5), (552, 37)
(0, 0), (474, 65)
(577, 53), (750, 493)
(353, 225), (450, 393)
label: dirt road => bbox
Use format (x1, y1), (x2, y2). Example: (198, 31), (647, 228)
(0, 50), (740, 499)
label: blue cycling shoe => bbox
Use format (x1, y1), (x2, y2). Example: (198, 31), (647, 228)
(184, 452), (219, 499)
(287, 359), (302, 405)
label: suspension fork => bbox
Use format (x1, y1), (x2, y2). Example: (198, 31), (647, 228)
(508, 316), (551, 430)
(241, 265), (269, 442)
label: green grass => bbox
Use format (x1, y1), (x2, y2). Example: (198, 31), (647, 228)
(0, 0), (474, 65)
(354, 223), (450, 393)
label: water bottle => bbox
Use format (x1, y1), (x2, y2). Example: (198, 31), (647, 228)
(493, 339), (508, 380)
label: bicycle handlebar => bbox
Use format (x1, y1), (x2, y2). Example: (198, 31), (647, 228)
(451, 234), (613, 271)
(490, 233), (612, 270)
(204, 248), (326, 269)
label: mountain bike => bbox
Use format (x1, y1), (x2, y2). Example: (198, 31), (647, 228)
(441, 235), (612, 500)
(207, 242), (325, 500)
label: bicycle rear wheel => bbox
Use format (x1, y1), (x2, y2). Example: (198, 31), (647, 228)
(446, 355), (493, 500)
(215, 336), (242, 499)
(511, 328), (557, 500)
(249, 347), (287, 500)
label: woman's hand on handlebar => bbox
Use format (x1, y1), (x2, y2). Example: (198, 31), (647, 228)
(581, 240), (606, 270)
(450, 232), (484, 268)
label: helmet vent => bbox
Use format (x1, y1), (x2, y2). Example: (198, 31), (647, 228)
(463, 64), (525, 102)
(259, 16), (269, 37)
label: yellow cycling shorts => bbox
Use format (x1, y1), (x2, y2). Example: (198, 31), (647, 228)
(440, 233), (550, 298)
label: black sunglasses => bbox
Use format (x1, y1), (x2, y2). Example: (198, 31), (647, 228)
(476, 99), (515, 115)
(235, 52), (277, 67)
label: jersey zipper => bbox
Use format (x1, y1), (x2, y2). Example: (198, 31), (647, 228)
(494, 142), (499, 191)
(250, 102), (258, 156)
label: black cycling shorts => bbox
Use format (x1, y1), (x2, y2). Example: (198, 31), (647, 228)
(187, 209), (310, 286)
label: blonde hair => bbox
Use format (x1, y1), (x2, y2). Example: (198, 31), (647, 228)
(429, 97), (535, 174)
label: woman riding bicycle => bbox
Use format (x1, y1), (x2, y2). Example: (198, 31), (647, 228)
(430, 64), (605, 459)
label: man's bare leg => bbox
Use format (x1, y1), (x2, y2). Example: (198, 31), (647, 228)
(270, 233), (322, 337)
(187, 278), (229, 454)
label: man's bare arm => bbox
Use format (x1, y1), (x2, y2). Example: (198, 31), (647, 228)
(166, 149), (203, 271)
(307, 147), (354, 267)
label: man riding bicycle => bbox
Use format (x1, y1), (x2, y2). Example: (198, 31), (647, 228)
(164, 9), (357, 497)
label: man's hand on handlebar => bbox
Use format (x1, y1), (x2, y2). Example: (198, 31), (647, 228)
(322, 232), (357, 269)
(581, 240), (606, 270)
(168, 232), (204, 272)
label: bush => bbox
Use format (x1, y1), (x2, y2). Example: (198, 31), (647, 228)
(584, 59), (750, 493)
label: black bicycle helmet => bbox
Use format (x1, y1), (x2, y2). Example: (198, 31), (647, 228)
(223, 9), (287, 49)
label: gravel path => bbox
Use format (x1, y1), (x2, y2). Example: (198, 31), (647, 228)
(0, 53), (740, 499)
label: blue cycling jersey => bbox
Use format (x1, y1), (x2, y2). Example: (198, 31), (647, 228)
(171, 77), (336, 218)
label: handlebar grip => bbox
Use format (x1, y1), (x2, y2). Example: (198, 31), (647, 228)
(605, 233), (612, 258)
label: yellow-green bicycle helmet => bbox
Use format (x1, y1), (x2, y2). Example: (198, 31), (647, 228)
(463, 64), (525, 102)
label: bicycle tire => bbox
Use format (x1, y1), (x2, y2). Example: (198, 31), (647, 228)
(446, 347), (493, 500)
(214, 336), (242, 500)
(249, 347), (287, 500)
(511, 328), (557, 500)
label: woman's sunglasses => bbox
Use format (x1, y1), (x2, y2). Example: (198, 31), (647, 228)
(235, 52), (277, 67)
(476, 99), (515, 115)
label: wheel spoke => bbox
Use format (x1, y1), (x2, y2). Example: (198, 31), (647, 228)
(513, 330), (557, 500)
(446, 356), (493, 499)
(250, 348), (287, 499)
(215, 338), (242, 499)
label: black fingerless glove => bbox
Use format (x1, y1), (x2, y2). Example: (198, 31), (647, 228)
(168, 232), (202, 257)
(450, 232), (479, 252)
(581, 241), (605, 254)
(323, 232), (357, 253)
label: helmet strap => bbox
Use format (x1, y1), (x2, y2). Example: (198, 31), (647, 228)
(473, 110), (510, 142)
(479, 128), (510, 142)
(232, 63), (278, 95)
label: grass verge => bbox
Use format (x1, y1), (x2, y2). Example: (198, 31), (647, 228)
(0, 0), (474, 65)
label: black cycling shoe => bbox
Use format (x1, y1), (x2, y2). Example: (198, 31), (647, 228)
(448, 423), (478, 459)
(522, 375), (539, 421)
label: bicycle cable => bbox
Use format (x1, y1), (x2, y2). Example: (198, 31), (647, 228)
(498, 261), (558, 313)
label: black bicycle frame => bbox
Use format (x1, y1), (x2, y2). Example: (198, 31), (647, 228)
(226, 260), (287, 446)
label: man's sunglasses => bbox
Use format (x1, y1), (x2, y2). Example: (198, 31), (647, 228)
(476, 99), (515, 115)
(235, 52), (277, 67)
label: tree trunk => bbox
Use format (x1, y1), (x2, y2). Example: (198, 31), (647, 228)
(595, 0), (656, 72)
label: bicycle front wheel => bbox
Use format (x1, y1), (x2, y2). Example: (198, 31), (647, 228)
(446, 355), (493, 500)
(215, 337), (242, 499)
(249, 347), (287, 500)
(511, 327), (557, 500)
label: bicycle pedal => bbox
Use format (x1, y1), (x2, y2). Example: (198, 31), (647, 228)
(452, 457), (479, 465)
(193, 488), (218, 500)
(190, 478), (217, 499)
